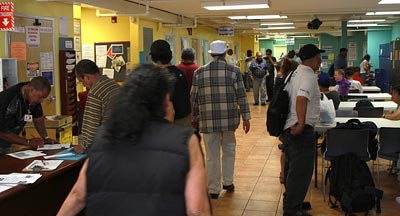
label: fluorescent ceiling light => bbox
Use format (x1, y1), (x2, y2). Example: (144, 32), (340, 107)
(202, 0), (269, 11)
(348, 23), (378, 27)
(366, 11), (400, 15)
(229, 15), (287, 20)
(378, 0), (400, 4)
(260, 22), (293, 26)
(255, 26), (295, 30)
(348, 19), (386, 22)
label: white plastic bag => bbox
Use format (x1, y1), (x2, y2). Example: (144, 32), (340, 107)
(320, 93), (336, 123)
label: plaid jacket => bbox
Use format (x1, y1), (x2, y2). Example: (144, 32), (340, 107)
(191, 58), (251, 133)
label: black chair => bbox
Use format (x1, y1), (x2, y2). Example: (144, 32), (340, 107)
(335, 109), (358, 117)
(353, 107), (384, 117)
(322, 128), (370, 199)
(377, 127), (400, 186)
(349, 89), (360, 93)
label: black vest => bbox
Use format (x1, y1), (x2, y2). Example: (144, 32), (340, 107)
(86, 120), (195, 216)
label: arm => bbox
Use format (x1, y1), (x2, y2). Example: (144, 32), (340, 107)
(57, 159), (88, 216)
(0, 131), (43, 148)
(33, 116), (58, 144)
(234, 69), (251, 133)
(185, 135), (211, 216)
(290, 96), (308, 135)
(384, 108), (400, 120)
(190, 72), (199, 129)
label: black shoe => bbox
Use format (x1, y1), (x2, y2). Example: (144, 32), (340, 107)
(253, 103), (259, 106)
(210, 193), (219, 199)
(302, 202), (312, 211)
(223, 184), (235, 192)
(261, 103), (267, 106)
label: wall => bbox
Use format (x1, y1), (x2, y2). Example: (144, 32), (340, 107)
(368, 29), (392, 70)
(392, 21), (400, 41)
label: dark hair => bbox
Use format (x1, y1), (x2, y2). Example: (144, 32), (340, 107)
(362, 54), (371, 62)
(280, 57), (299, 77)
(181, 48), (195, 61)
(340, 48), (348, 52)
(345, 68), (354, 77)
(287, 50), (295, 58)
(105, 64), (174, 142)
(246, 49), (252, 57)
(266, 49), (272, 53)
(150, 40), (172, 64)
(392, 85), (400, 94)
(75, 59), (100, 78)
(30, 76), (51, 92)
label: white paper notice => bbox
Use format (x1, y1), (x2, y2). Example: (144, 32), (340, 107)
(25, 26), (40, 47)
(82, 44), (95, 62)
(40, 52), (54, 70)
(95, 45), (108, 68)
(102, 68), (115, 79)
(59, 16), (68, 37)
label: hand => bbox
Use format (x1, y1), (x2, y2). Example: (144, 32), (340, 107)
(243, 120), (250, 134)
(290, 123), (304, 135)
(164, 98), (175, 122)
(250, 75), (254, 81)
(191, 122), (198, 129)
(28, 137), (45, 149)
(73, 145), (85, 154)
(44, 137), (59, 144)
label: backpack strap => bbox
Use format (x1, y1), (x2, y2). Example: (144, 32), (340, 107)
(283, 70), (294, 87)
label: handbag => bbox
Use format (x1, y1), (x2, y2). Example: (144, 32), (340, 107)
(320, 93), (336, 123)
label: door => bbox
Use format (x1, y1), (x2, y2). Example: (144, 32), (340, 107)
(143, 27), (153, 63)
(274, 45), (287, 60)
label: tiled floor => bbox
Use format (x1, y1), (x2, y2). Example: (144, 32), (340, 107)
(204, 92), (400, 216)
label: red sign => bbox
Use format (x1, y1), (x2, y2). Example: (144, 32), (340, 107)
(107, 46), (116, 59)
(0, 2), (14, 31)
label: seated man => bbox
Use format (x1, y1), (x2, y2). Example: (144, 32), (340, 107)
(345, 68), (363, 93)
(319, 73), (340, 110)
(0, 77), (57, 154)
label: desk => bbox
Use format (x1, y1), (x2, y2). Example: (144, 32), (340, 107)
(338, 101), (397, 111)
(347, 93), (392, 101)
(0, 150), (85, 216)
(362, 86), (381, 93)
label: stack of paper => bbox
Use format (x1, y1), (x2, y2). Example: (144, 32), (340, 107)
(0, 173), (42, 185)
(23, 160), (63, 172)
(37, 144), (71, 150)
(7, 150), (46, 159)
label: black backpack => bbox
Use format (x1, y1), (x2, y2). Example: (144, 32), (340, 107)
(266, 71), (293, 137)
(326, 153), (383, 215)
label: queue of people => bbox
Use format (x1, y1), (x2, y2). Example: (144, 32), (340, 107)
(2, 40), (399, 215)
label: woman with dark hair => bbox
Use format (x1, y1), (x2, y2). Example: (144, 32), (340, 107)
(383, 85), (400, 120)
(58, 64), (211, 216)
(360, 54), (371, 83)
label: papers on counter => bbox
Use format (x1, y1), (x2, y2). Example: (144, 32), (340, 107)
(23, 160), (63, 172)
(0, 173), (42, 184)
(7, 150), (46, 160)
(37, 144), (71, 150)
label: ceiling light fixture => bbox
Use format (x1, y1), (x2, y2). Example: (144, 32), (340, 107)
(348, 19), (386, 22)
(255, 26), (295, 30)
(347, 23), (391, 27)
(202, 0), (269, 11)
(229, 15), (287, 20)
(378, 0), (400, 4)
(260, 22), (293, 26)
(366, 11), (400, 15)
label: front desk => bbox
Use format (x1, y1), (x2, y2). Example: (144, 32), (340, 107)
(0, 149), (85, 216)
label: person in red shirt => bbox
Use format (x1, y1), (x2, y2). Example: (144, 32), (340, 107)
(177, 48), (199, 92)
(351, 66), (364, 86)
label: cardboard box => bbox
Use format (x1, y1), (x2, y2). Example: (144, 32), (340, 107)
(24, 124), (73, 144)
(25, 115), (73, 128)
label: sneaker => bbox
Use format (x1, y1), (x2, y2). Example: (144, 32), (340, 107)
(223, 184), (235, 192)
(210, 193), (219, 199)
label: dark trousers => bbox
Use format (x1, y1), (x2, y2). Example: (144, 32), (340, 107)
(280, 126), (315, 215)
(266, 72), (274, 101)
(243, 72), (250, 90)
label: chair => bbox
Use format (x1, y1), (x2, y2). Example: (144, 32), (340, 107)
(322, 128), (370, 199)
(344, 95), (367, 101)
(353, 107), (384, 117)
(335, 109), (358, 117)
(349, 89), (360, 93)
(376, 127), (400, 186)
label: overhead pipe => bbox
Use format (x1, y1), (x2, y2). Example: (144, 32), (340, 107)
(96, 0), (150, 17)
(162, 17), (197, 28)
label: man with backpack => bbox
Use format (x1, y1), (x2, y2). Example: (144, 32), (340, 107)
(279, 44), (324, 216)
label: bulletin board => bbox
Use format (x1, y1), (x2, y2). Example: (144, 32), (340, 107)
(7, 15), (56, 115)
(94, 41), (130, 81)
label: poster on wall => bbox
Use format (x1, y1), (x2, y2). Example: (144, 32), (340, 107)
(25, 26), (40, 48)
(348, 42), (357, 61)
(10, 42), (26, 61)
(27, 62), (39, 78)
(41, 71), (54, 86)
(82, 44), (95, 62)
(95, 45), (107, 68)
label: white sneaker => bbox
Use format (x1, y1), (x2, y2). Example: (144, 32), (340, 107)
(396, 196), (400, 204)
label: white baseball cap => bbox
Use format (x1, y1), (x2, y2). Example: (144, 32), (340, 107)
(208, 40), (226, 54)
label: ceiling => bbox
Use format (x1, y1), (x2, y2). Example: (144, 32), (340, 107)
(47, 0), (400, 37)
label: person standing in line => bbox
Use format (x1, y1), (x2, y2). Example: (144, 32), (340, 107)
(360, 54), (371, 83)
(263, 49), (277, 102)
(334, 48), (348, 71)
(177, 47), (199, 92)
(226, 48), (239, 66)
(151, 39), (191, 127)
(0, 76), (58, 154)
(244, 49), (254, 92)
(58, 64), (211, 216)
(249, 51), (268, 106)
(73, 59), (120, 153)
(191, 40), (251, 199)
(280, 44), (323, 216)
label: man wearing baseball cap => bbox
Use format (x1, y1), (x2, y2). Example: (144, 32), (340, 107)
(191, 40), (251, 199)
(279, 44), (324, 216)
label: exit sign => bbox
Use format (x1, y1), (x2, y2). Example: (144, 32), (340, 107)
(0, 2), (14, 31)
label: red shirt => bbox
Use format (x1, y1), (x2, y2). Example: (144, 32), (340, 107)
(177, 62), (199, 92)
(353, 74), (364, 86)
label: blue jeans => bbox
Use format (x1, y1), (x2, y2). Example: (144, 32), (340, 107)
(252, 76), (266, 104)
(280, 126), (315, 215)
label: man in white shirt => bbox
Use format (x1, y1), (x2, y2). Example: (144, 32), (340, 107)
(280, 44), (323, 216)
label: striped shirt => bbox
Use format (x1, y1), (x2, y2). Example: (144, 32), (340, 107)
(82, 75), (120, 149)
(191, 57), (251, 133)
